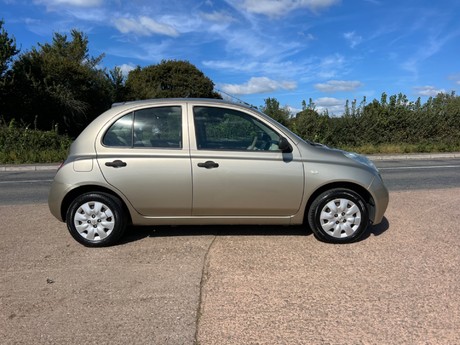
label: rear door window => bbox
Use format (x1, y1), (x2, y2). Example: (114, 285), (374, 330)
(103, 106), (182, 148)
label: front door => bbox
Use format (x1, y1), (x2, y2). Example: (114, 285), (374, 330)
(190, 105), (304, 217)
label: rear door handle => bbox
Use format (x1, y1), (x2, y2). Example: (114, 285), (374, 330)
(105, 160), (127, 168)
(197, 161), (219, 169)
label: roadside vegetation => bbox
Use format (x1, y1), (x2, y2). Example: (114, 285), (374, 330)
(1, 21), (459, 163)
(0, 120), (72, 164)
(262, 93), (460, 154)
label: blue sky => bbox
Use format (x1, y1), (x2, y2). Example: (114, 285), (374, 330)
(2, 0), (460, 114)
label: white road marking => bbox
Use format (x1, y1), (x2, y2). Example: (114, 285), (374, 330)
(379, 165), (460, 171)
(0, 179), (53, 184)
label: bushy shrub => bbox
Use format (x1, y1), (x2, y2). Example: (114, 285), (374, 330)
(0, 122), (72, 163)
(289, 92), (460, 154)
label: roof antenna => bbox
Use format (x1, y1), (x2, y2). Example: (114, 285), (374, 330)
(215, 88), (258, 109)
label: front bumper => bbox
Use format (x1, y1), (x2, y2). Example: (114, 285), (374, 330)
(369, 175), (389, 224)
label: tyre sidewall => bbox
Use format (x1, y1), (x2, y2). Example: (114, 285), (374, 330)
(66, 192), (126, 247)
(308, 189), (369, 244)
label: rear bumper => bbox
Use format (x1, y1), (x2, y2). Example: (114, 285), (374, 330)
(48, 180), (71, 222)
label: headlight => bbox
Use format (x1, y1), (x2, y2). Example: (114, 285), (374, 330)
(344, 152), (378, 171)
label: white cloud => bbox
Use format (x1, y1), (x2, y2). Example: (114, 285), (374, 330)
(402, 29), (460, 75)
(204, 54), (348, 84)
(343, 31), (362, 48)
(287, 105), (302, 114)
(223, 30), (273, 57)
(106, 40), (174, 62)
(219, 76), (297, 95)
(34, 0), (102, 8)
(117, 63), (136, 77)
(316, 54), (346, 79)
(66, 8), (107, 22)
(114, 16), (179, 37)
(414, 86), (446, 97)
(203, 60), (259, 72)
(314, 97), (344, 115)
(315, 97), (343, 107)
(203, 58), (305, 78)
(200, 10), (235, 24)
(315, 80), (362, 92)
(301, 32), (316, 41)
(226, 0), (340, 17)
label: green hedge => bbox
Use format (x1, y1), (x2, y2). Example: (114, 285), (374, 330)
(0, 124), (72, 164)
(290, 93), (460, 154)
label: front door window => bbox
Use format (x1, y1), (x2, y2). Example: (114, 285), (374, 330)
(193, 106), (281, 151)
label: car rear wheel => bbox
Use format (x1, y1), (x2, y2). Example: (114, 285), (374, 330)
(66, 192), (126, 247)
(308, 188), (369, 243)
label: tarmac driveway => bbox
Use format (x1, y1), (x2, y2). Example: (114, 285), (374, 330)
(1, 188), (459, 344)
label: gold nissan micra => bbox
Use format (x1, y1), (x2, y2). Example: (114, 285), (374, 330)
(49, 98), (389, 247)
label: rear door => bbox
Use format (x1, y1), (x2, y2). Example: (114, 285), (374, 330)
(96, 105), (192, 217)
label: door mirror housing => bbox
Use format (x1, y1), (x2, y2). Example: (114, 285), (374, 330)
(278, 137), (293, 153)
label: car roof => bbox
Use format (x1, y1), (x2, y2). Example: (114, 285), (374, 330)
(111, 98), (257, 111)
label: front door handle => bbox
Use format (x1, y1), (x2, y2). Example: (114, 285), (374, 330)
(105, 160), (127, 168)
(197, 161), (219, 169)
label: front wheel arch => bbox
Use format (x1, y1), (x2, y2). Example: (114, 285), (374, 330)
(304, 182), (375, 225)
(306, 186), (371, 243)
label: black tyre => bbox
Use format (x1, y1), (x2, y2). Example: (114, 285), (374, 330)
(66, 192), (127, 247)
(308, 188), (369, 243)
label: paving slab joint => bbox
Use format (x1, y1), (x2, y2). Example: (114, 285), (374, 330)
(194, 236), (217, 345)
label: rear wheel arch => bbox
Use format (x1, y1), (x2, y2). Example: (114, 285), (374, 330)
(66, 192), (127, 247)
(61, 185), (132, 226)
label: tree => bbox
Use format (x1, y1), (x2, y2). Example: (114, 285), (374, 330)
(107, 66), (128, 103)
(6, 30), (113, 136)
(125, 60), (221, 100)
(0, 20), (19, 120)
(0, 20), (19, 77)
(301, 99), (307, 110)
(292, 108), (327, 143)
(260, 97), (291, 126)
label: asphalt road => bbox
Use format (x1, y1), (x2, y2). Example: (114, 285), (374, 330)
(0, 170), (53, 205)
(0, 158), (459, 205)
(376, 158), (460, 190)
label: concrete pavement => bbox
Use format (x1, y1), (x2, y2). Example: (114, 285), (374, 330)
(196, 188), (460, 344)
(1, 189), (459, 344)
(0, 163), (61, 172)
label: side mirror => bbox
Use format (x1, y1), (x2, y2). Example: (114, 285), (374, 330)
(278, 137), (293, 153)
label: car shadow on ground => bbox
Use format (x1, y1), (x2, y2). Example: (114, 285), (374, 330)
(363, 217), (390, 240)
(120, 217), (390, 245)
(121, 224), (310, 244)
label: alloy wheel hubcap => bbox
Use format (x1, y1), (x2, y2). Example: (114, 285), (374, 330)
(320, 198), (361, 238)
(73, 201), (115, 241)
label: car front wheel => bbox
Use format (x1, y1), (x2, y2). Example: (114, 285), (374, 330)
(308, 188), (369, 243)
(66, 192), (127, 247)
